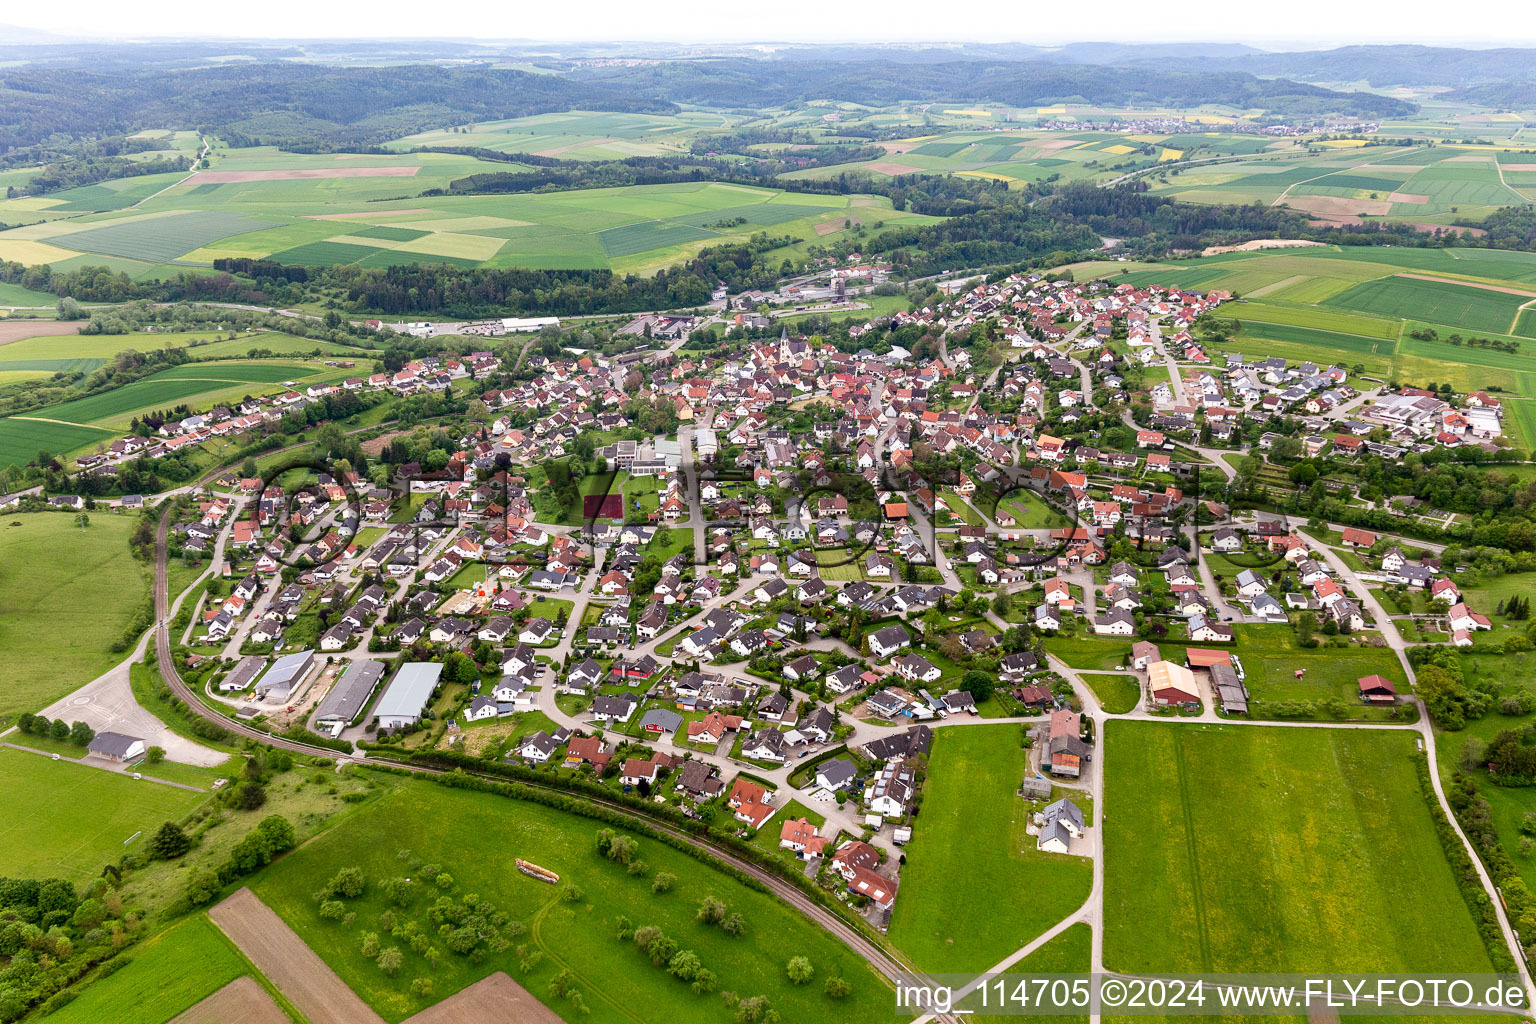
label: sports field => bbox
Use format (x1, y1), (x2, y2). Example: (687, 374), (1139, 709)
(887, 724), (1092, 973)
(1102, 721), (1496, 975)
(0, 747), (207, 880)
(0, 512), (153, 715)
(251, 780), (894, 1023)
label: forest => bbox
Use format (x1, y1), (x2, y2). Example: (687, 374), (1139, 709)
(0, 58), (1415, 153)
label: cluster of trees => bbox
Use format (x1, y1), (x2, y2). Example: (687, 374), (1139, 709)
(310, 853), (521, 1000)
(1411, 646), (1494, 730)
(1407, 326), (1520, 354)
(11, 715), (94, 748)
(8, 151), (191, 199)
(0, 875), (134, 1021)
(183, 814), (296, 907)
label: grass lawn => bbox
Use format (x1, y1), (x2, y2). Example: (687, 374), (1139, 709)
(1232, 624), (1412, 717)
(957, 922), (1091, 1020)
(0, 512), (151, 720)
(990, 490), (1065, 529)
(937, 490), (983, 527)
(887, 725), (1091, 973)
(1084, 673), (1141, 714)
(250, 779), (894, 1024)
(41, 914), (257, 1024)
(0, 746), (208, 881)
(1103, 721), (1496, 975)
(1042, 634), (1135, 671)
(646, 527), (695, 563)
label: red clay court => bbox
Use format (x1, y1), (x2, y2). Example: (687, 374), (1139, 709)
(583, 493), (623, 519)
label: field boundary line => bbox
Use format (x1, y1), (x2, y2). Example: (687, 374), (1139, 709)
(1270, 146), (1414, 207)
(7, 415), (115, 430)
(1392, 272), (1536, 298)
(1494, 157), (1533, 206)
(208, 887), (386, 1024)
(0, 741), (208, 792)
(1172, 731), (1213, 971)
(1512, 297), (1536, 337)
(132, 135), (211, 210)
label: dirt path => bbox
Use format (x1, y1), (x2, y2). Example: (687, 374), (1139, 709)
(0, 321), (81, 344)
(402, 972), (565, 1024)
(209, 888), (385, 1024)
(1394, 272), (1536, 297)
(168, 976), (288, 1024)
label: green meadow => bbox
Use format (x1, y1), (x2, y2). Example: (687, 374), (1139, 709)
(887, 724), (1092, 973)
(41, 915), (252, 1024)
(0, 512), (153, 716)
(251, 780), (895, 1023)
(0, 747), (207, 880)
(1103, 722), (1496, 975)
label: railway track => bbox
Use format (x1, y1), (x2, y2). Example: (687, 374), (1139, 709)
(150, 509), (933, 1007)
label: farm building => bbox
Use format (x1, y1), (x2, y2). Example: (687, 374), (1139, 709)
(1210, 663), (1248, 715)
(1185, 648), (1231, 670)
(374, 662), (444, 729)
(1048, 709), (1087, 777)
(314, 659), (387, 729)
(1358, 675), (1398, 704)
(1147, 660), (1201, 707)
(254, 649), (315, 702)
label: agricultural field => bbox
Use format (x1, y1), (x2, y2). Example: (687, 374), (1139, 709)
(41, 915), (258, 1024)
(0, 416), (116, 469)
(385, 109), (738, 160)
(250, 780), (894, 1023)
(0, 747), (207, 881)
(1071, 245), (1536, 404)
(24, 358), (347, 432)
(1102, 721), (1496, 974)
(1141, 141), (1531, 222)
(0, 279), (59, 306)
(0, 512), (153, 718)
(887, 724), (1092, 973)
(786, 126), (1285, 189)
(0, 143), (938, 277)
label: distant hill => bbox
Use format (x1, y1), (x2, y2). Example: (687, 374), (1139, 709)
(570, 60), (1416, 119)
(1119, 44), (1536, 89)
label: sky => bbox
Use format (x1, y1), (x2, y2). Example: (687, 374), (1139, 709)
(4, 0), (1533, 48)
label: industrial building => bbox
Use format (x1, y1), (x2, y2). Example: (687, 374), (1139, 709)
(373, 662), (443, 729)
(313, 659), (387, 731)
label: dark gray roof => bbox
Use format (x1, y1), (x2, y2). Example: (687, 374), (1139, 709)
(816, 758), (857, 789)
(87, 731), (143, 758)
(314, 659), (386, 724)
(639, 708), (683, 733)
